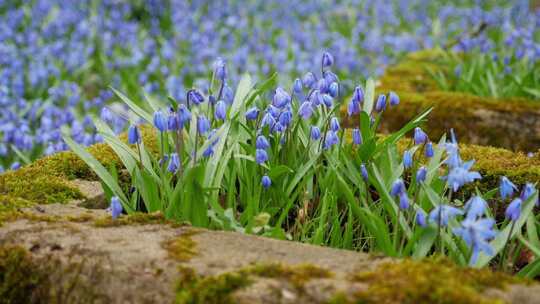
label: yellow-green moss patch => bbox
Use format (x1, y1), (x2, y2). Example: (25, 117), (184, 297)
(93, 211), (183, 227)
(164, 230), (200, 262)
(175, 263), (333, 304)
(348, 257), (527, 304)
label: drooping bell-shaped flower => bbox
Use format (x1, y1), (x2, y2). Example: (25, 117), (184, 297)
(188, 89), (205, 105)
(416, 166), (427, 184)
(390, 178), (406, 196)
(453, 217), (496, 265)
(464, 196), (488, 220)
(425, 142), (434, 158)
(293, 78), (303, 94)
(429, 205), (463, 227)
(403, 150), (413, 169)
(414, 127), (428, 145)
(323, 131), (339, 149)
(352, 128), (362, 145)
(499, 176), (517, 200)
(322, 52), (334, 68)
(399, 192), (410, 210)
(416, 209), (427, 227)
(310, 126), (321, 140)
(110, 196), (123, 219)
(128, 125), (141, 144)
(273, 87), (291, 108)
(197, 115), (211, 134)
(352, 86), (364, 104)
(256, 149), (268, 164)
(298, 101), (313, 120)
(505, 198), (522, 222)
(213, 57), (227, 81)
(374, 94), (387, 113)
(167, 153), (180, 173)
(328, 82), (339, 98)
(360, 164), (369, 181)
(215, 100), (227, 120)
(302, 72), (316, 88)
(389, 91), (400, 106)
(330, 117), (340, 132)
(245, 106), (259, 120)
(153, 110), (167, 132)
(261, 175), (272, 189)
(177, 104), (192, 128)
(256, 135), (270, 150)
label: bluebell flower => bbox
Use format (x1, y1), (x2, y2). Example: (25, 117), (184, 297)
(414, 127), (428, 145)
(399, 192), (410, 209)
(310, 90), (323, 106)
(390, 178), (406, 196)
(453, 218), (496, 265)
(389, 91), (399, 106)
(168, 153), (180, 173)
(352, 128), (362, 145)
(328, 82), (339, 98)
(153, 110), (167, 132)
(261, 112), (276, 128)
(310, 126), (321, 140)
(429, 205), (464, 227)
(317, 78), (328, 93)
(425, 142), (434, 158)
(256, 149), (268, 164)
(505, 198), (522, 222)
(347, 98), (361, 116)
(361, 164), (369, 181)
(302, 72), (316, 88)
(416, 209), (427, 227)
(177, 104), (192, 128)
(188, 90), (205, 105)
(323, 131), (339, 149)
(445, 160), (482, 192)
(273, 87), (291, 108)
(245, 106), (259, 120)
(323, 71), (338, 85)
(222, 85), (235, 105)
(203, 145), (215, 157)
(416, 166), (427, 184)
(256, 135), (270, 150)
(322, 94), (333, 108)
(298, 101), (313, 119)
(403, 150), (413, 169)
(110, 196), (123, 219)
(261, 175), (272, 189)
(128, 125), (141, 144)
(213, 57), (226, 81)
(499, 176), (517, 200)
(279, 110), (293, 127)
(520, 183), (536, 203)
(293, 78), (303, 94)
(10, 162), (21, 171)
(197, 115), (210, 134)
(330, 117), (340, 132)
(352, 86), (364, 104)
(215, 100), (227, 120)
(374, 94), (386, 112)
(168, 113), (179, 131)
(464, 196), (488, 220)
(322, 52), (334, 68)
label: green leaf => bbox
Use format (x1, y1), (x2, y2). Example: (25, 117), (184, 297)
(110, 87), (152, 123)
(362, 78), (375, 115)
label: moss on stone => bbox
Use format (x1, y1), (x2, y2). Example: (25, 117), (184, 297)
(348, 257), (527, 304)
(174, 263), (333, 304)
(163, 230), (200, 262)
(93, 211), (182, 227)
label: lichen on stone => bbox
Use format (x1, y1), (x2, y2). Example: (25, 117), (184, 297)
(163, 230), (200, 262)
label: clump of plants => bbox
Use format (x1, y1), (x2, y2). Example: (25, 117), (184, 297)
(66, 52), (539, 275)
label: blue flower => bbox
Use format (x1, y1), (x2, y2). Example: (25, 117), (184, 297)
(310, 126), (321, 140)
(317, 78), (328, 93)
(188, 90), (205, 105)
(322, 51), (334, 68)
(302, 72), (316, 88)
(416, 209), (427, 227)
(322, 94), (333, 108)
(177, 104), (192, 128)
(399, 192), (410, 209)
(256, 135), (270, 150)
(425, 142), (434, 158)
(273, 87), (291, 108)
(414, 127), (428, 145)
(520, 183), (536, 203)
(298, 101), (313, 119)
(153, 111), (167, 132)
(328, 82), (339, 98)
(352, 86), (364, 104)
(110, 196), (123, 219)
(499, 176), (517, 200)
(215, 100), (227, 120)
(464, 196), (488, 220)
(389, 91), (399, 106)
(374, 94), (386, 112)
(261, 112), (276, 128)
(347, 98), (360, 116)
(330, 117), (340, 132)
(261, 175), (272, 189)
(310, 90), (323, 106)
(429, 205), (463, 227)
(323, 131), (339, 149)
(445, 160), (482, 192)
(10, 162), (21, 171)
(168, 112), (179, 131)
(505, 198), (522, 222)
(279, 110), (293, 127)
(245, 107), (259, 120)
(197, 115), (210, 134)
(416, 166), (427, 184)
(390, 179), (406, 196)
(352, 128), (362, 145)
(213, 57), (226, 81)
(256, 149), (268, 164)
(128, 125), (141, 144)
(360, 164), (369, 181)
(453, 218), (496, 265)
(403, 150), (413, 169)
(293, 78), (303, 94)
(168, 153), (180, 173)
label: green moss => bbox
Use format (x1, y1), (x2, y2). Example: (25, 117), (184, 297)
(93, 211), (182, 227)
(348, 257), (527, 304)
(163, 230), (200, 262)
(174, 263), (333, 304)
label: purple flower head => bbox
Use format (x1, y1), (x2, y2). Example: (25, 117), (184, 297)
(399, 192), (410, 210)
(302, 72), (316, 88)
(215, 100), (227, 120)
(389, 91), (400, 106)
(317, 78), (328, 93)
(168, 153), (180, 173)
(322, 52), (334, 68)
(168, 112), (179, 131)
(153, 110), (167, 132)
(505, 198), (522, 222)
(213, 57), (226, 81)
(414, 127), (428, 145)
(128, 125), (141, 144)
(256, 135), (270, 150)
(323, 131), (339, 149)
(293, 78), (303, 94)
(298, 101), (313, 120)
(390, 179), (406, 196)
(197, 115), (210, 134)
(425, 142), (434, 158)
(360, 163), (369, 181)
(328, 82), (339, 98)
(499, 176), (517, 200)
(352, 86), (364, 104)
(429, 205), (464, 227)
(188, 90), (205, 105)
(245, 106), (259, 120)
(310, 126), (321, 140)
(261, 175), (272, 189)
(374, 94), (387, 113)
(403, 150), (413, 169)
(273, 87), (291, 108)
(310, 90), (323, 106)
(464, 196), (488, 220)
(416, 209), (427, 227)
(352, 128), (362, 145)
(322, 94), (333, 108)
(330, 117), (340, 132)
(256, 149), (268, 164)
(445, 160), (482, 192)
(416, 166), (427, 184)
(453, 218), (496, 265)
(279, 110), (293, 127)
(178, 104), (192, 128)
(347, 98), (360, 116)
(110, 196), (123, 219)
(520, 183), (536, 203)
(261, 112), (276, 128)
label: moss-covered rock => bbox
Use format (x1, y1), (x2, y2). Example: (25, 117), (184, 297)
(341, 50), (540, 152)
